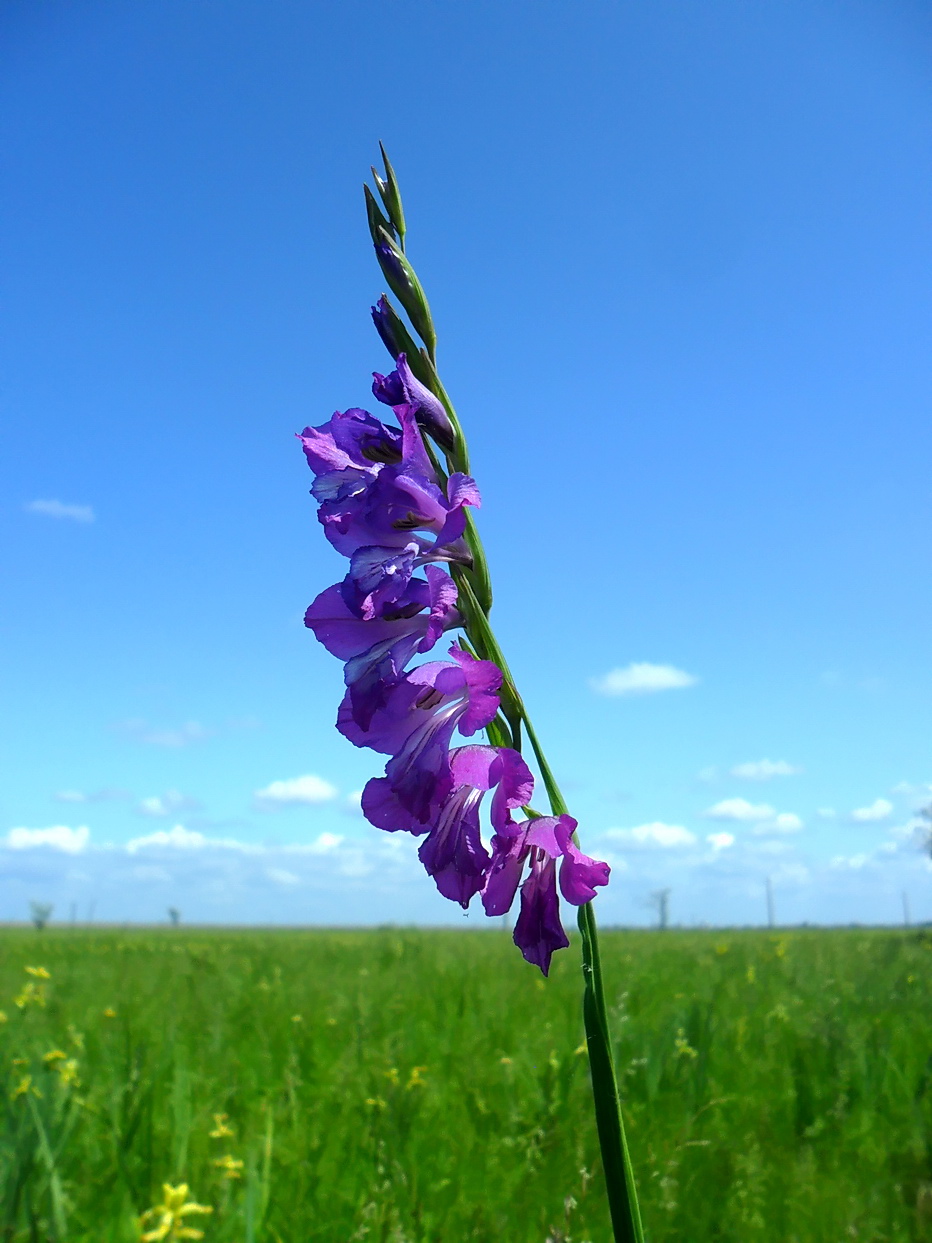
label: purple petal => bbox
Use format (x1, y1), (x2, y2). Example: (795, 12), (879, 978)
(555, 818), (611, 906)
(372, 370), (405, 407)
(418, 787), (490, 908)
(448, 644), (502, 736)
(513, 857), (569, 976)
(361, 776), (430, 835)
(396, 354), (455, 447)
(481, 827), (530, 917)
(489, 750), (536, 833)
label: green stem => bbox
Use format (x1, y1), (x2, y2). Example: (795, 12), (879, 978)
(456, 574), (645, 1243)
(365, 152), (644, 1242)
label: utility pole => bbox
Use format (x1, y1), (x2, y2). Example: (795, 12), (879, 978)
(650, 888), (671, 931)
(766, 876), (775, 929)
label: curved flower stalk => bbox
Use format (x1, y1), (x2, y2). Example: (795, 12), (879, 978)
(298, 145), (644, 1242)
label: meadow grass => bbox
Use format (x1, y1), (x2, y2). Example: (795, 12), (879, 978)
(0, 925), (929, 1241)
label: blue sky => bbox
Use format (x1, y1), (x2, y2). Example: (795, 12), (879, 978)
(2, 0), (931, 928)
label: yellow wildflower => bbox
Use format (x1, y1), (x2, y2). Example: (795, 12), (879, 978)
(405, 1065), (427, 1090)
(290, 1014), (303, 1023)
(67, 1024), (85, 1050)
(14, 981), (46, 1010)
(209, 1113), (234, 1139)
(499, 1056), (513, 1065)
(746, 965), (757, 984)
(384, 1067), (400, 1085)
(24, 966), (51, 979)
(212, 1154), (243, 1180)
(0, 1012), (7, 1024)
(673, 1028), (698, 1060)
(43, 1049), (67, 1064)
(138, 1183), (213, 1241)
(56, 1058), (80, 1088)
(365, 1096), (386, 1110)
(10, 1075), (42, 1101)
(103, 1007), (117, 1018)
(715, 943), (730, 955)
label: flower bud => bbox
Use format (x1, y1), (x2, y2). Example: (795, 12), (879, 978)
(374, 227), (437, 358)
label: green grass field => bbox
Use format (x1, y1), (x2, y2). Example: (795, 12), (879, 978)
(0, 926), (929, 1242)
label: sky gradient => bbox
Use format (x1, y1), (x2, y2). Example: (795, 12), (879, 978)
(2, 0), (931, 928)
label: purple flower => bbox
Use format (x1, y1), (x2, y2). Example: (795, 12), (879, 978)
(482, 813), (610, 974)
(372, 353), (454, 448)
(301, 403), (478, 617)
(513, 853), (570, 976)
(352, 645), (502, 830)
(417, 744), (533, 908)
(298, 407), (402, 478)
(304, 566), (459, 730)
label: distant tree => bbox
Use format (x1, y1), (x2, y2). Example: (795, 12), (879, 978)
(29, 901), (53, 931)
(649, 888), (671, 931)
(168, 906), (181, 927)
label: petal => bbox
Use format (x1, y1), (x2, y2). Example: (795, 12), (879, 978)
(418, 789), (490, 908)
(361, 776), (430, 834)
(489, 750), (535, 832)
(554, 818), (611, 905)
(513, 857), (569, 976)
(481, 828), (530, 917)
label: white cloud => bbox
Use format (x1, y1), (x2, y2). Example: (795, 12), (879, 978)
(265, 868), (301, 887)
(851, 798), (894, 823)
(704, 798), (776, 822)
(831, 853), (870, 870)
(706, 832), (735, 850)
(5, 825), (89, 853)
(729, 759), (802, 780)
(126, 824), (253, 854)
(253, 774), (338, 809)
(24, 498), (95, 523)
(136, 790), (202, 818)
(754, 813), (804, 836)
(603, 822), (697, 849)
(117, 719), (211, 747)
(590, 662), (698, 697)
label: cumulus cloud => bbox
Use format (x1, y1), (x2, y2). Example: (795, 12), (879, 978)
(753, 813), (804, 836)
(851, 798), (894, 823)
(706, 832), (735, 850)
(116, 719), (212, 747)
(285, 832), (344, 854)
(590, 663), (698, 697)
(603, 822), (697, 849)
(126, 825), (254, 854)
(704, 798), (776, 822)
(729, 759), (802, 780)
(136, 790), (203, 818)
(5, 825), (89, 853)
(253, 775), (338, 809)
(24, 498), (95, 523)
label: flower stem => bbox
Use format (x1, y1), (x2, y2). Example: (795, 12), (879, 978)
(456, 552), (645, 1243)
(366, 152), (644, 1242)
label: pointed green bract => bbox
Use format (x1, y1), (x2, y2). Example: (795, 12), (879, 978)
(373, 142), (406, 248)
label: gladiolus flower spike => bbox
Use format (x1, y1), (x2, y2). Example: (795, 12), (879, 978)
(298, 149), (643, 1243)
